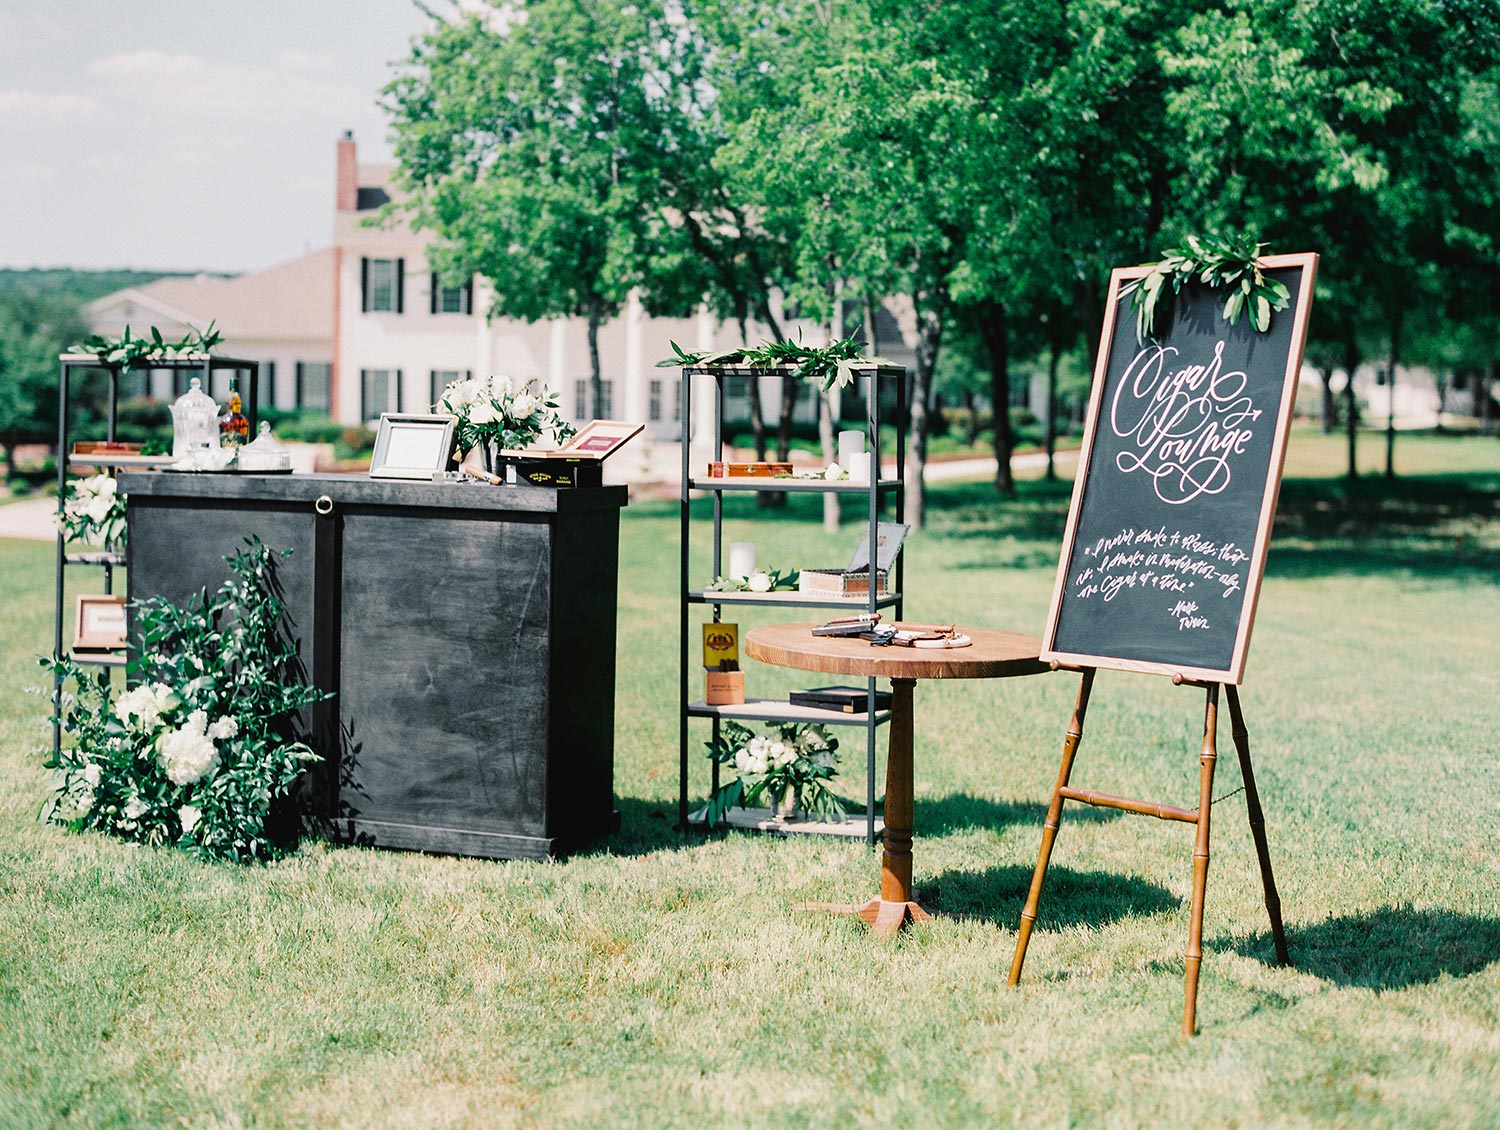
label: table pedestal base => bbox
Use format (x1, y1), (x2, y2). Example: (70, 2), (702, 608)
(796, 897), (933, 938)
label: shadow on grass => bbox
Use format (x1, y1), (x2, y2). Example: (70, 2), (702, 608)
(1230, 905), (1500, 990)
(926, 862), (1178, 929)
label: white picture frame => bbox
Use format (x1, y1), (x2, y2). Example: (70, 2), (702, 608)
(369, 413), (457, 480)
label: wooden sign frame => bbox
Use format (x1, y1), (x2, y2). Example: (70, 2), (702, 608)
(1041, 252), (1319, 685)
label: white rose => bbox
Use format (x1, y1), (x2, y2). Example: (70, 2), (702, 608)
(510, 393), (537, 419)
(178, 804), (202, 835)
(122, 797), (148, 821)
(83, 763), (101, 787)
(469, 402), (498, 425)
(157, 712), (219, 786)
(747, 572), (772, 593)
(734, 748), (756, 774)
(207, 716), (238, 741)
(489, 375), (513, 398)
(115, 682), (176, 732)
(85, 493), (117, 523)
(824, 462), (842, 480)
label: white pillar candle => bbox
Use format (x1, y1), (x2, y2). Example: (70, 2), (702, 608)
(847, 451), (872, 483)
(837, 429), (864, 470)
(728, 541), (755, 579)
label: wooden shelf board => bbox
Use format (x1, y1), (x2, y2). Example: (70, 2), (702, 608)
(689, 589), (899, 608)
(687, 477), (900, 494)
(687, 698), (890, 726)
(64, 551), (126, 566)
(686, 804), (882, 839)
(68, 651), (127, 667)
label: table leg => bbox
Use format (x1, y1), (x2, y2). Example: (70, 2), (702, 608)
(798, 676), (930, 937)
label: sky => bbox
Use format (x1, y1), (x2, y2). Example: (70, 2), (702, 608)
(0, 0), (440, 274)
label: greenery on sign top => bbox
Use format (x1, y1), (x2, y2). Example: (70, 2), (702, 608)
(1127, 234), (1292, 344)
(658, 335), (886, 391)
(43, 539), (327, 863)
(73, 321), (223, 368)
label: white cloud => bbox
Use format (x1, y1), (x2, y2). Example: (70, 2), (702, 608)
(0, 90), (99, 117)
(85, 50), (368, 122)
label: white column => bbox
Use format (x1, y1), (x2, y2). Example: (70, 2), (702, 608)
(548, 319), (570, 419)
(474, 279), (493, 377)
(691, 304), (717, 465)
(624, 289), (649, 425)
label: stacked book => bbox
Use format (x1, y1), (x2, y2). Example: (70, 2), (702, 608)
(788, 686), (893, 713)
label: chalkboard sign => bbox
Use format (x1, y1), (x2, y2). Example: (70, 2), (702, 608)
(1041, 253), (1318, 684)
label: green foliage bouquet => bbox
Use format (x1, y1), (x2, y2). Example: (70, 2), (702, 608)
(42, 540), (327, 863)
(703, 720), (842, 826)
(55, 473), (126, 549)
(434, 374), (576, 455)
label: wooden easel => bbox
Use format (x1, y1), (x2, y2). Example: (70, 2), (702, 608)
(1008, 666), (1291, 1036)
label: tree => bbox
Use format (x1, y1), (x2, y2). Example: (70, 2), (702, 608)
(0, 293), (78, 480)
(384, 0), (669, 418)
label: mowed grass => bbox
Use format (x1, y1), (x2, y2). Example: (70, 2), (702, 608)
(1, 426), (1497, 1128)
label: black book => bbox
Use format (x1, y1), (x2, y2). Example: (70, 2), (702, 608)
(788, 685), (893, 713)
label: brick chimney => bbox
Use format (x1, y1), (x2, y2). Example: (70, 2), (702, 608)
(336, 129), (357, 212)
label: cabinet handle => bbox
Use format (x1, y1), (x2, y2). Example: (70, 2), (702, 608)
(314, 495), (334, 516)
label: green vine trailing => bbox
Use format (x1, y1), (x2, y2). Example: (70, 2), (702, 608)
(1128, 233), (1291, 344)
(42, 539), (328, 863)
(73, 321), (223, 368)
(658, 334), (885, 391)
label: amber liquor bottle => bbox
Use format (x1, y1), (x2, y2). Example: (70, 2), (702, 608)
(219, 377), (250, 447)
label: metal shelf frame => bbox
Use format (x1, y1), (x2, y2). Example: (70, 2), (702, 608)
(51, 352), (259, 754)
(677, 363), (908, 844)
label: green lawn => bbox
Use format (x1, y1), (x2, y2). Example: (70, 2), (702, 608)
(2, 427), (1498, 1128)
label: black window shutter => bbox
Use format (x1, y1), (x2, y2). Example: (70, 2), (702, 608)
(360, 258), (371, 313)
(464, 278), (474, 315)
(395, 259), (405, 314)
(430, 272), (438, 315)
(395, 369), (403, 411)
(360, 369), (369, 419)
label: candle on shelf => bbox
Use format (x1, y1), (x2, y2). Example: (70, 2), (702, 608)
(728, 541), (756, 580)
(837, 429), (864, 471)
(848, 451), (873, 483)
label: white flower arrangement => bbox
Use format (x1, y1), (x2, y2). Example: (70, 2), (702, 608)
(43, 540), (325, 863)
(703, 720), (843, 826)
(435, 374), (576, 455)
(56, 474), (127, 548)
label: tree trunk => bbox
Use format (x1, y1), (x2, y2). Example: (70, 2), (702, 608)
(587, 299), (604, 419)
(963, 388), (979, 445)
(1484, 361), (1496, 435)
(753, 297), (785, 508)
(1343, 336), (1361, 481)
(978, 300), (1015, 496)
(1045, 342), (1060, 482)
(1385, 312), (1402, 480)
(904, 303), (942, 530)
(1320, 364), (1337, 434)
(0, 439), (15, 482)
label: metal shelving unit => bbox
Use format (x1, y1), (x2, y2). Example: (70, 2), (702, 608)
(677, 363), (908, 844)
(51, 352), (258, 754)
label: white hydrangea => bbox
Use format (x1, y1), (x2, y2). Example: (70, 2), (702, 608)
(82, 762), (102, 787)
(207, 715), (238, 741)
(122, 797), (148, 821)
(178, 804), (202, 835)
(157, 710), (220, 786)
(115, 683), (176, 732)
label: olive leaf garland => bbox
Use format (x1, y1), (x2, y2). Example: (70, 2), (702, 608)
(74, 321), (224, 368)
(658, 334), (886, 391)
(1128, 234), (1291, 344)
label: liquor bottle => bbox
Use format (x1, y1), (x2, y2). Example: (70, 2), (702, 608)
(219, 377), (249, 447)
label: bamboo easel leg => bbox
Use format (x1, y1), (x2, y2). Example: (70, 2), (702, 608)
(1009, 668), (1095, 986)
(1224, 685), (1290, 966)
(1183, 684), (1219, 1038)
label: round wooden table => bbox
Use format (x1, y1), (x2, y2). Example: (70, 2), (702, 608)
(744, 622), (1049, 936)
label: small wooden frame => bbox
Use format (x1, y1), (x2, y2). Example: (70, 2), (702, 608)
(501, 419), (643, 461)
(1012, 254), (1314, 1035)
(73, 595), (127, 651)
(369, 413), (458, 480)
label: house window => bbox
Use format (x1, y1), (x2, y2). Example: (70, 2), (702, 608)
(296, 362), (332, 412)
(361, 257), (404, 313)
(257, 361), (276, 411)
(430, 369), (470, 411)
(574, 378), (613, 419)
(361, 369), (401, 421)
(649, 378), (680, 423)
(430, 274), (473, 315)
